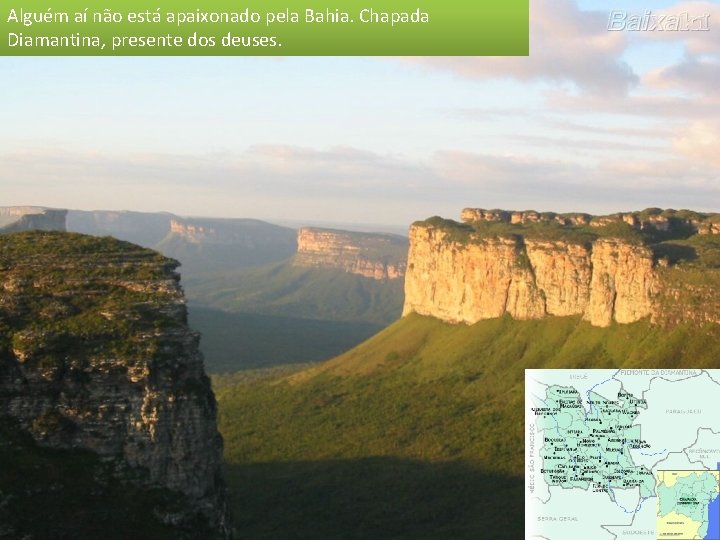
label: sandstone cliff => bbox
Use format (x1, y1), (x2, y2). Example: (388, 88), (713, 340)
(0, 231), (232, 538)
(403, 209), (720, 327)
(294, 227), (407, 280)
(0, 206), (67, 233)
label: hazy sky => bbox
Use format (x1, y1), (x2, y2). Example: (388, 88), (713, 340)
(1, 0), (719, 227)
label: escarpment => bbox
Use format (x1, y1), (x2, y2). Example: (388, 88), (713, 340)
(403, 209), (720, 327)
(0, 206), (67, 233)
(294, 227), (407, 280)
(168, 217), (295, 247)
(0, 231), (232, 538)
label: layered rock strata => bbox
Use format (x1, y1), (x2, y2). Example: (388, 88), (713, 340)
(404, 209), (720, 328)
(294, 227), (407, 280)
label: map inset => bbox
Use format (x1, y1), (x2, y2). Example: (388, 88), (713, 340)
(526, 369), (720, 540)
(657, 470), (720, 540)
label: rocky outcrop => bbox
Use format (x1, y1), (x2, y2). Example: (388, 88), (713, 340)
(170, 219), (219, 244)
(461, 207), (720, 235)
(0, 231), (232, 537)
(0, 206), (67, 233)
(698, 220), (720, 236)
(294, 227), (407, 280)
(403, 209), (720, 328)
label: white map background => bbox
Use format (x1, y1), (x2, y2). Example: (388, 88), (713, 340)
(526, 369), (720, 539)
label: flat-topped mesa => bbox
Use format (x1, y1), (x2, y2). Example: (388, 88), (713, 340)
(168, 217), (290, 245)
(0, 206), (67, 233)
(404, 208), (720, 328)
(294, 227), (408, 280)
(0, 231), (232, 537)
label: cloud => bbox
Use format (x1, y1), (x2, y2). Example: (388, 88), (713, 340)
(673, 121), (720, 168)
(503, 134), (668, 153)
(399, 0), (638, 95)
(428, 149), (719, 213)
(545, 90), (720, 119)
(628, 2), (720, 98)
(2, 142), (718, 224)
(645, 58), (720, 96)
(541, 119), (676, 140)
(0, 145), (441, 203)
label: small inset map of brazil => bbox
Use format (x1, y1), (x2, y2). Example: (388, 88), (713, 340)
(657, 470), (720, 540)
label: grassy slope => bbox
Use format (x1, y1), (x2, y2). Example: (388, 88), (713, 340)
(216, 314), (720, 539)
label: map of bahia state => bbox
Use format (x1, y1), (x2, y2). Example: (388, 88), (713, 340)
(537, 385), (655, 497)
(525, 369), (720, 540)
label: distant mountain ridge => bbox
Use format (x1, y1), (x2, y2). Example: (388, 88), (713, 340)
(67, 209), (175, 246)
(4, 208), (409, 279)
(0, 206), (67, 233)
(67, 210), (297, 273)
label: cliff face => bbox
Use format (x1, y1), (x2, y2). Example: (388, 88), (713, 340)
(0, 232), (231, 537)
(403, 209), (720, 328)
(294, 227), (407, 280)
(0, 207), (67, 233)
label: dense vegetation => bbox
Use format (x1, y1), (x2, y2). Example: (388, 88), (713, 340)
(421, 209), (720, 254)
(215, 314), (720, 539)
(0, 232), (182, 363)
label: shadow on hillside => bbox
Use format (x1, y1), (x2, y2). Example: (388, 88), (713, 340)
(224, 457), (522, 540)
(652, 243), (698, 264)
(189, 307), (385, 373)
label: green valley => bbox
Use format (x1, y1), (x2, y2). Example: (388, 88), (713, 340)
(214, 314), (720, 539)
